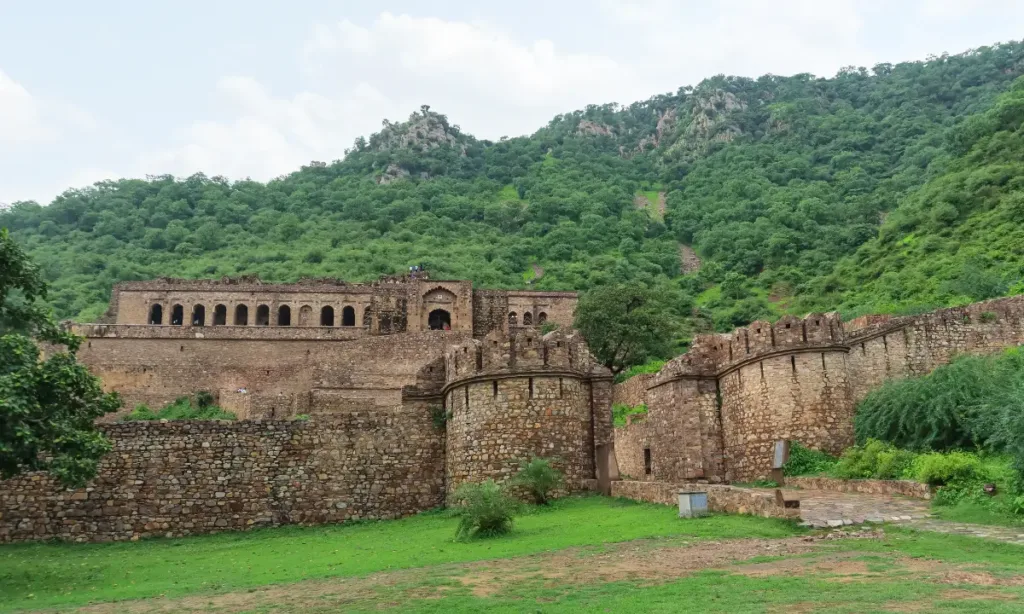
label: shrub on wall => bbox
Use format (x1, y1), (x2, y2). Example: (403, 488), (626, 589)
(449, 480), (520, 541)
(123, 393), (236, 421)
(612, 403), (648, 427)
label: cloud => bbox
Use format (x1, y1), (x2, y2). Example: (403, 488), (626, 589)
(148, 76), (400, 180)
(152, 12), (645, 181)
(599, 0), (876, 81)
(0, 70), (95, 148)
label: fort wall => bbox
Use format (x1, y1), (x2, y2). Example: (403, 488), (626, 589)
(443, 330), (612, 495)
(0, 412), (445, 543)
(76, 330), (469, 420)
(614, 295), (1024, 483)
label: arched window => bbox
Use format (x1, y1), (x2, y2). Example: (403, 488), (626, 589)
(234, 304), (249, 325)
(149, 304), (163, 325)
(538, 312), (547, 325)
(191, 304), (206, 326)
(170, 304), (184, 326)
(278, 305), (292, 326)
(256, 305), (270, 326)
(213, 304), (227, 326)
(523, 312), (533, 326)
(428, 309), (451, 330)
(321, 306), (335, 326)
(363, 306), (372, 327)
(508, 311), (517, 327)
(342, 306), (355, 327)
(299, 305), (313, 326)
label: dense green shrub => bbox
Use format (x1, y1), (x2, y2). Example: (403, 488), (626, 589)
(449, 480), (520, 540)
(783, 442), (838, 476)
(853, 354), (997, 451)
(123, 393), (236, 421)
(832, 439), (916, 480)
(512, 457), (563, 505)
(612, 403), (649, 427)
(854, 346), (1024, 487)
(910, 451), (983, 486)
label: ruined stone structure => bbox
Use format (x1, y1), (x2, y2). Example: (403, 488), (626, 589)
(76, 275), (578, 420)
(0, 275), (612, 542)
(615, 295), (1024, 483)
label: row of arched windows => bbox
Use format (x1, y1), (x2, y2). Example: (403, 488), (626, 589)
(149, 303), (371, 327)
(507, 311), (547, 327)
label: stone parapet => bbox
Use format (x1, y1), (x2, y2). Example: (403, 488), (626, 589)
(609, 481), (798, 519)
(784, 476), (933, 500)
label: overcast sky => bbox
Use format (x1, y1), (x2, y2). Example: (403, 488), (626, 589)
(2, 0), (1024, 206)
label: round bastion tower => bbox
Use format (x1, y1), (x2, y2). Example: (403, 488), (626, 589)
(443, 329), (611, 496)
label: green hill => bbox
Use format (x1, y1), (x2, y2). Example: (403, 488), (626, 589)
(3, 41), (1024, 345)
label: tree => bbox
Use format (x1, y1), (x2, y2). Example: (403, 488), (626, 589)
(0, 228), (120, 486)
(573, 283), (676, 375)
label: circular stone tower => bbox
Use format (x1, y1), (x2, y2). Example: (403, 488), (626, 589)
(443, 329), (609, 496)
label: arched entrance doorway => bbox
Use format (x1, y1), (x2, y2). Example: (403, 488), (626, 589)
(428, 309), (451, 330)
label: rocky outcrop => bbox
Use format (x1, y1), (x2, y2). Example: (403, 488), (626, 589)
(576, 119), (614, 137)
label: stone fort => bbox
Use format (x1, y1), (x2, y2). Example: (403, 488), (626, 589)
(4, 276), (1024, 542)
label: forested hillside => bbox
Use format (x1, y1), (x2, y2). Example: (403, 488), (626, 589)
(3, 42), (1024, 348)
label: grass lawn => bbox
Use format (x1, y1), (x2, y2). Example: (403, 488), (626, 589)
(4, 496), (1023, 613)
(932, 500), (1024, 528)
(0, 495), (797, 612)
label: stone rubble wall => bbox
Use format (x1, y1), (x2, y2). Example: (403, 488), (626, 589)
(611, 373), (653, 407)
(784, 476), (933, 500)
(0, 413), (445, 543)
(609, 481), (798, 519)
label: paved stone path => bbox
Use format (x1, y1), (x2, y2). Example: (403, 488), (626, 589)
(781, 488), (932, 528)
(905, 518), (1024, 545)
(778, 488), (1024, 545)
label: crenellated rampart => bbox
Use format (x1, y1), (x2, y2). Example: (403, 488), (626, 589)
(443, 330), (613, 496)
(615, 295), (1024, 483)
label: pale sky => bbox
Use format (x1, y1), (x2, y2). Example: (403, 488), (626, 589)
(2, 0), (1024, 207)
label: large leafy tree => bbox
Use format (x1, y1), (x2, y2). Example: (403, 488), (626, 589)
(573, 284), (676, 375)
(0, 228), (120, 486)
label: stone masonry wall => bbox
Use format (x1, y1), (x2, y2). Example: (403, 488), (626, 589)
(611, 373), (653, 407)
(0, 412), (445, 543)
(614, 295), (1024, 485)
(77, 330), (469, 420)
(443, 329), (612, 495)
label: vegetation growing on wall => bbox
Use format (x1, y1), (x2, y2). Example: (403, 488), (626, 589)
(123, 392), (237, 421)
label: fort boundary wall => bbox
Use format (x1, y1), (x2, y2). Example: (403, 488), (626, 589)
(0, 412), (445, 543)
(615, 295), (1024, 483)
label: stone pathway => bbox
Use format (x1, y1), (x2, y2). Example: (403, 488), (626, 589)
(778, 488), (1024, 546)
(905, 518), (1024, 545)
(781, 488), (932, 528)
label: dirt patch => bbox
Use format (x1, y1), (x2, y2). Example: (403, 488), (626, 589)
(679, 244), (701, 274)
(63, 534), (1024, 614)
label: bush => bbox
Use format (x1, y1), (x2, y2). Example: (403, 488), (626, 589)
(512, 457), (563, 505)
(614, 360), (666, 384)
(449, 480), (519, 540)
(832, 439), (915, 480)
(123, 393), (237, 421)
(910, 451), (983, 486)
(783, 442), (838, 476)
(612, 403), (648, 427)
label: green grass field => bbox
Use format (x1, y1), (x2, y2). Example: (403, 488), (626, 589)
(2, 496), (1023, 613)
